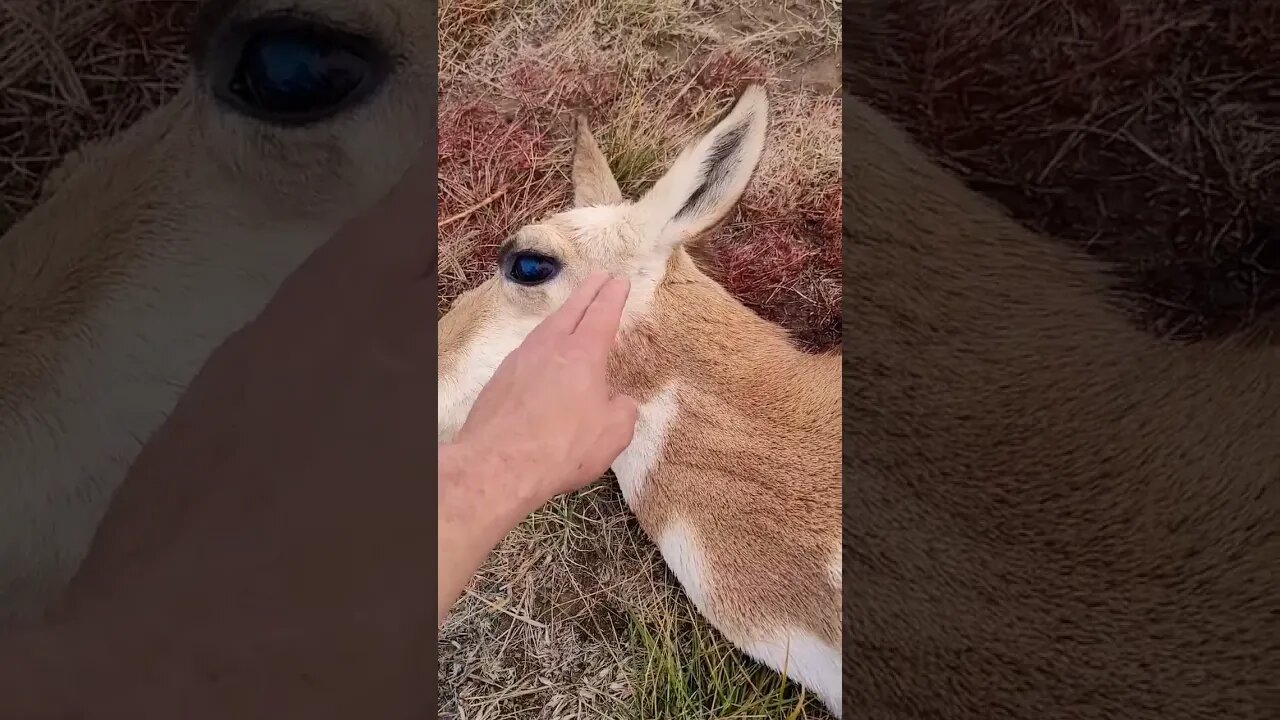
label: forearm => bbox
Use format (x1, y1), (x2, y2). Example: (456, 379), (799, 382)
(437, 441), (537, 625)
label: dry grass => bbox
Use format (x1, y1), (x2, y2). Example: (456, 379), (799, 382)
(849, 0), (1279, 343)
(437, 0), (842, 350)
(1, 0), (840, 717)
(0, 0), (194, 232)
(437, 0), (840, 717)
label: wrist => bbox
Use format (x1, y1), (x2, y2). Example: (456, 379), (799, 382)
(437, 440), (541, 625)
(439, 439), (540, 526)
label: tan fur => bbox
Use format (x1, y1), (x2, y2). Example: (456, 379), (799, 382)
(844, 91), (1279, 719)
(438, 86), (842, 712)
(0, 0), (433, 621)
(1, 102), (185, 412)
(608, 251), (842, 643)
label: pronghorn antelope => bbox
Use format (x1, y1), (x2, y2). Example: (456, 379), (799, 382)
(436, 85), (843, 715)
(0, 0), (432, 621)
(844, 91), (1279, 719)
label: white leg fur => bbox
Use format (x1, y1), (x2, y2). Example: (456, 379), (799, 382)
(609, 383), (841, 718)
(656, 517), (843, 718)
(742, 631), (843, 718)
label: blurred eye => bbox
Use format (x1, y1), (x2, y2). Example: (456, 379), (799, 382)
(210, 17), (388, 126)
(504, 251), (561, 286)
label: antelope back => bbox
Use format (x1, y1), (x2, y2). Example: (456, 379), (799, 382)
(0, 0), (433, 621)
(844, 92), (1279, 719)
(437, 86), (843, 714)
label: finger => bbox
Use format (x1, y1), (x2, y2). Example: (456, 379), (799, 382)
(319, 141), (435, 279)
(528, 272), (612, 341)
(570, 276), (630, 355)
(364, 145), (436, 273)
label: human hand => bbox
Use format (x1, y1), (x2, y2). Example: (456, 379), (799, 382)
(451, 273), (639, 507)
(45, 148), (440, 718)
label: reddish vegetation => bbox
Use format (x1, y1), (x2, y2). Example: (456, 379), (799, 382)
(508, 54), (625, 116)
(695, 187), (842, 351)
(437, 102), (568, 304)
(695, 49), (771, 93)
(438, 92), (843, 351)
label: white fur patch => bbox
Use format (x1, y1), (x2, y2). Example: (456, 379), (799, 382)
(563, 205), (666, 323)
(610, 381), (679, 506)
(437, 314), (542, 442)
(655, 516), (843, 718)
(654, 516), (715, 614)
(742, 629), (843, 718)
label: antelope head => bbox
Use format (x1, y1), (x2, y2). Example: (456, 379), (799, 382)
(0, 0), (432, 620)
(438, 86), (771, 440)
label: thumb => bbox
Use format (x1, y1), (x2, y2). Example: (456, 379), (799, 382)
(559, 396), (639, 496)
(605, 394), (639, 453)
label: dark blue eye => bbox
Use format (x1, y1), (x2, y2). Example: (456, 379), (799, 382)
(210, 18), (388, 126)
(505, 252), (561, 286)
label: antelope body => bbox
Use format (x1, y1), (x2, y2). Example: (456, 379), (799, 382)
(0, 0), (433, 621)
(437, 86), (844, 715)
(844, 91), (1278, 719)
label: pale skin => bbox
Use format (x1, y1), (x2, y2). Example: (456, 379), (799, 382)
(0, 147), (638, 718)
(439, 272), (639, 625)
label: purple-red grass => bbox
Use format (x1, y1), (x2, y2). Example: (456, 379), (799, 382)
(695, 186), (842, 351)
(437, 101), (569, 308)
(440, 60), (842, 351)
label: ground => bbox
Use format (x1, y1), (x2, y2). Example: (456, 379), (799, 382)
(437, 1), (841, 718)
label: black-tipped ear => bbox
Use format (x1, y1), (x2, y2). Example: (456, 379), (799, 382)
(673, 118), (750, 222)
(635, 85), (770, 244)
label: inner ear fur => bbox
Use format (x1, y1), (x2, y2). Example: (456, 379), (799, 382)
(635, 85), (770, 244)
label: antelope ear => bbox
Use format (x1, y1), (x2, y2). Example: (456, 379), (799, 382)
(633, 84), (768, 246)
(571, 114), (623, 207)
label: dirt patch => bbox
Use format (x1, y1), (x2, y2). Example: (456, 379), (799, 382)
(781, 47), (841, 95)
(850, 0), (1280, 343)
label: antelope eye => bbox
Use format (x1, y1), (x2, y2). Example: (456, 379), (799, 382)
(209, 17), (388, 126)
(503, 251), (561, 286)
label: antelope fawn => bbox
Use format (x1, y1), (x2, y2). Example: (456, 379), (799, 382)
(844, 91), (1278, 719)
(0, 0), (432, 621)
(437, 86), (844, 715)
